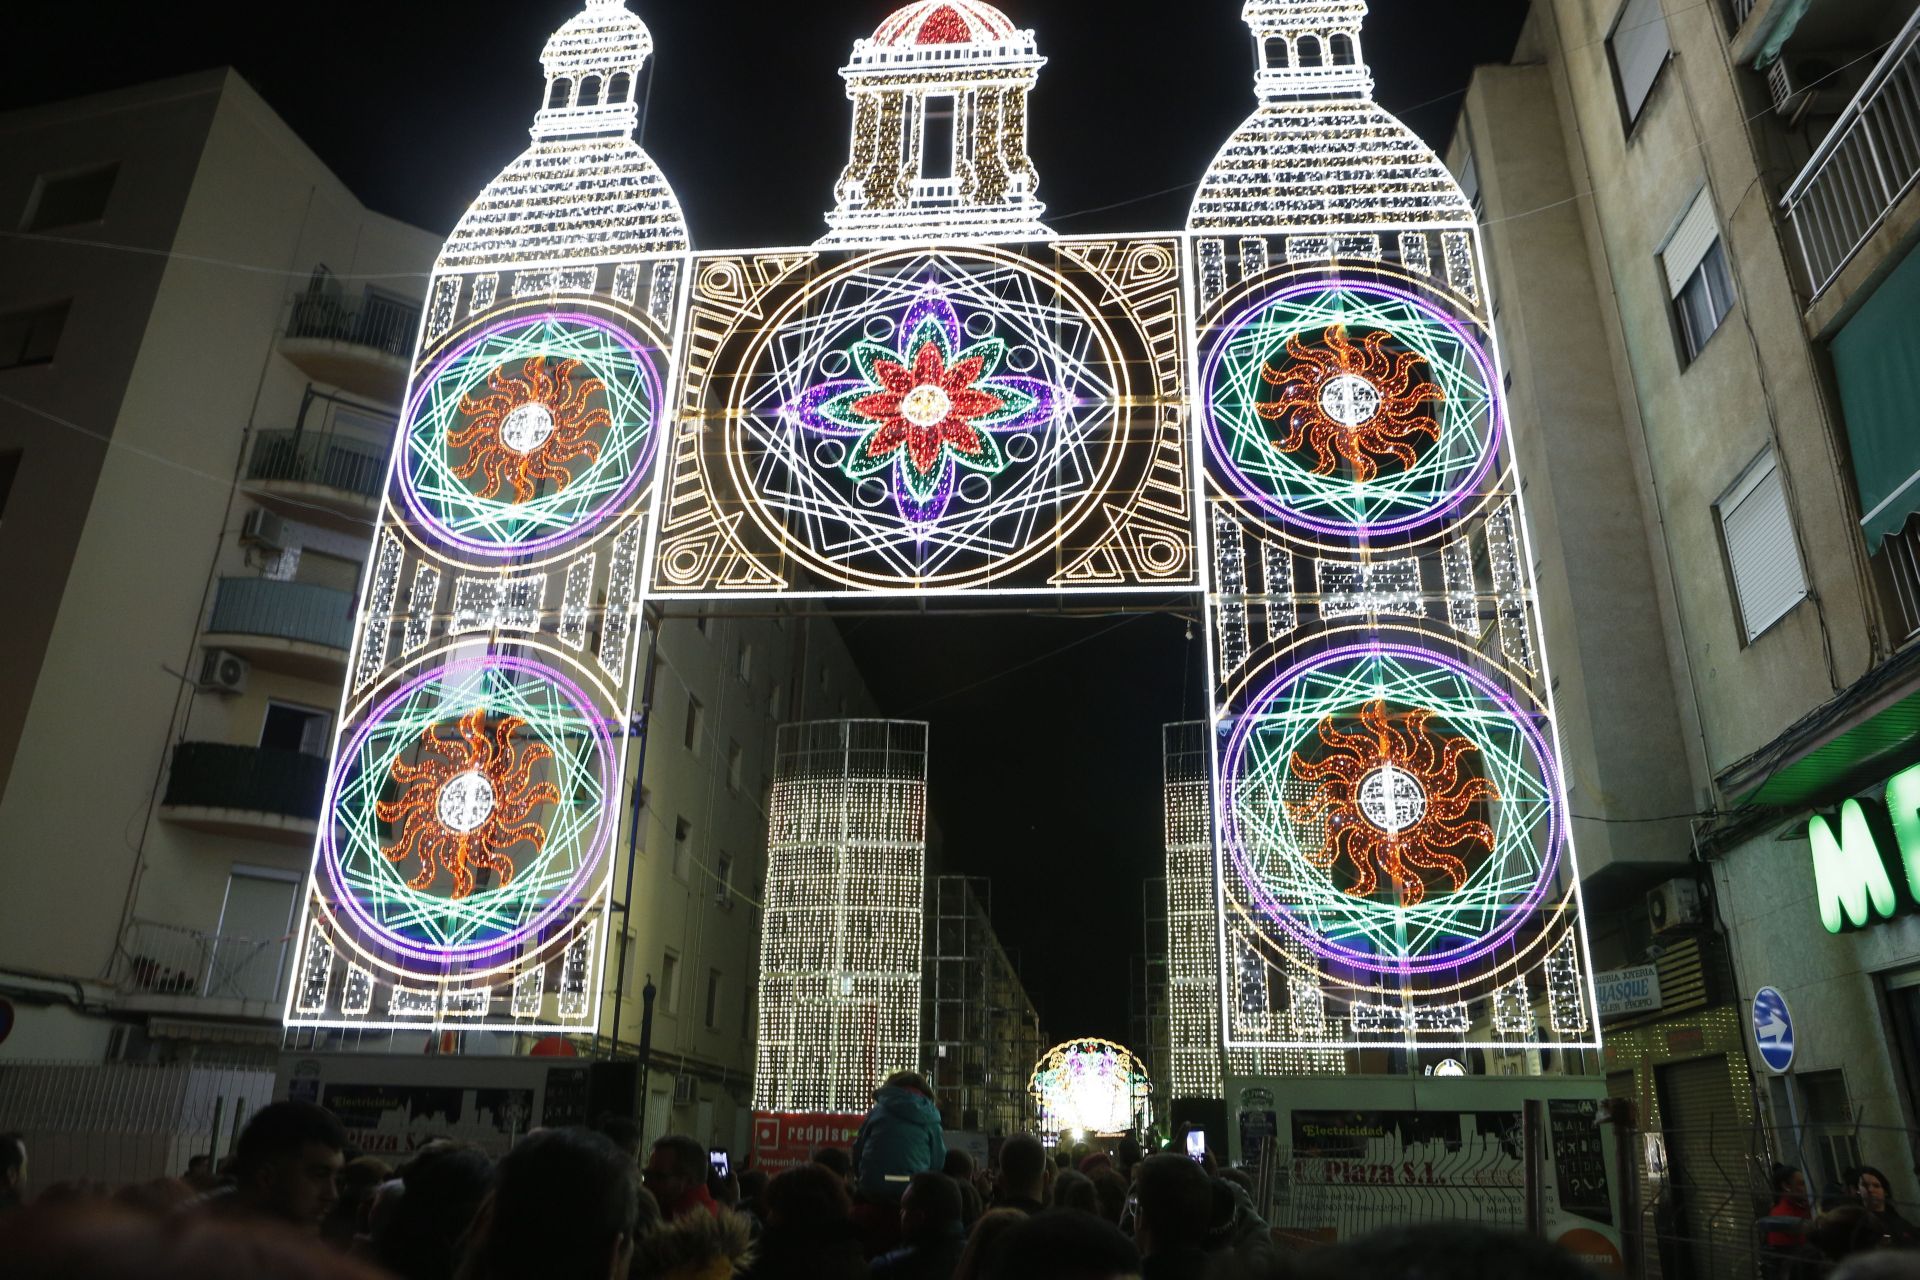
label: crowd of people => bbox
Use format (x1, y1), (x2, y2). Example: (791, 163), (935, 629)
(0, 1074), (1914, 1279)
(1763, 1161), (1920, 1273)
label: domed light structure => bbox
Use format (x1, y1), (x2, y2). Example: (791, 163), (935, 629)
(821, 0), (1049, 246)
(1029, 1039), (1153, 1139)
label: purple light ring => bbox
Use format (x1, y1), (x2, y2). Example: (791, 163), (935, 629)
(1219, 641), (1565, 976)
(1199, 278), (1505, 539)
(396, 310), (665, 560)
(321, 653), (616, 966)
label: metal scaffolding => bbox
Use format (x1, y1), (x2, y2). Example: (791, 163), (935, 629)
(923, 876), (1046, 1138)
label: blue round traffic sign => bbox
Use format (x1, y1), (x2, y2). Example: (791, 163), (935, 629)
(1752, 986), (1795, 1073)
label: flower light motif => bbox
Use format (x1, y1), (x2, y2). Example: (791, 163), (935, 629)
(1029, 1038), (1151, 1137)
(451, 356), (608, 503)
(789, 293), (1056, 523)
(376, 707), (561, 901)
(1256, 325), (1442, 482)
(1287, 700), (1497, 908)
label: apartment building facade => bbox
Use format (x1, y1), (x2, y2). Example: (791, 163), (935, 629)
(1455, 0), (1920, 1228)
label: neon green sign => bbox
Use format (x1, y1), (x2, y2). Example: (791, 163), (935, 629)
(1806, 761), (1920, 932)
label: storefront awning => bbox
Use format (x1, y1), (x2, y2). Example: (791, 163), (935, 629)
(1832, 243), (1920, 548)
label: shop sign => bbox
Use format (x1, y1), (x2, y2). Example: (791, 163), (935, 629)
(1593, 965), (1661, 1020)
(1805, 761), (1920, 933)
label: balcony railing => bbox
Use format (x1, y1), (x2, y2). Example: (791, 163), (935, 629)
(1781, 8), (1920, 299)
(206, 578), (353, 651)
(285, 289), (420, 359)
(1875, 515), (1920, 646)
(119, 917), (292, 1005)
(246, 429), (387, 502)
(1726, 0), (1758, 32)
(161, 743), (327, 821)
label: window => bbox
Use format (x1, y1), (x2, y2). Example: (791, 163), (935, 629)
(705, 969), (722, 1030)
(715, 852), (734, 907)
(1263, 36), (1289, 69)
(608, 72), (631, 103)
(922, 95), (956, 180)
(578, 75), (602, 107)
(1607, 0), (1671, 127)
(0, 301), (69, 370)
(769, 682), (785, 722)
(1717, 452), (1807, 642)
(727, 740), (744, 792)
(736, 640), (753, 684)
(683, 694), (702, 753)
(661, 949), (680, 1013)
(547, 78), (572, 108)
(1329, 34), (1355, 66)
(673, 817), (692, 882)
(1662, 188), (1734, 364)
(211, 866), (299, 1003)
(260, 702), (331, 756)
(1456, 135), (1482, 221)
(23, 162), (118, 232)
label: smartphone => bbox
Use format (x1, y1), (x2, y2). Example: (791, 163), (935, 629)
(708, 1148), (731, 1178)
(1184, 1130), (1206, 1162)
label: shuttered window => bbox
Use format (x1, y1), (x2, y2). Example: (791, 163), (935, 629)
(1717, 452), (1807, 642)
(1608, 0), (1672, 126)
(1663, 188), (1735, 362)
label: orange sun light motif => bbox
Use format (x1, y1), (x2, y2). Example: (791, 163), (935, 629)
(450, 356), (607, 503)
(1255, 326), (1443, 482)
(1287, 701), (1497, 907)
(375, 707), (560, 900)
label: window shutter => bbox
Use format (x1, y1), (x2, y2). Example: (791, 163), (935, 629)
(1612, 0), (1672, 122)
(1662, 187), (1720, 297)
(1719, 454), (1807, 641)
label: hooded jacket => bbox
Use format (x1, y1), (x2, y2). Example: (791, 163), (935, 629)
(851, 1085), (946, 1200)
(631, 1209), (755, 1280)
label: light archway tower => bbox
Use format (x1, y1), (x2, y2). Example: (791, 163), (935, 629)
(1189, 0), (1601, 1062)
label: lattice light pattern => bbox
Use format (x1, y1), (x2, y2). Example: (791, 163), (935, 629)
(752, 721), (929, 1116)
(1163, 723), (1224, 1099)
(1030, 1038), (1153, 1138)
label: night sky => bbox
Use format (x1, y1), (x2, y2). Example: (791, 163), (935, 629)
(3, 0), (1526, 1044)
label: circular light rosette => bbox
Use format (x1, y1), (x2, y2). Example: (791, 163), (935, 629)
(1220, 643), (1563, 976)
(399, 311), (663, 557)
(1202, 280), (1500, 538)
(324, 655), (614, 965)
(1029, 1038), (1151, 1135)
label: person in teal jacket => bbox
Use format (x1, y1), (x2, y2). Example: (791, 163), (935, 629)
(851, 1071), (947, 1203)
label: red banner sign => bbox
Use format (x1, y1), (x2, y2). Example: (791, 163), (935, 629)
(751, 1111), (864, 1173)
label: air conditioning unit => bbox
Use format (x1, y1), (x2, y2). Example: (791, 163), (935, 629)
(671, 1073), (696, 1106)
(240, 508), (286, 552)
(1767, 54), (1866, 126)
(1647, 878), (1704, 936)
(200, 647), (250, 695)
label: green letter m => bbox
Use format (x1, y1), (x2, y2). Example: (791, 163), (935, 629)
(1807, 799), (1899, 933)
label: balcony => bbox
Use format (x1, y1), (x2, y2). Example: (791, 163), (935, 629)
(1780, 7), (1920, 306)
(201, 577), (354, 681)
(117, 917), (293, 1014)
(278, 288), (421, 403)
(245, 428), (388, 528)
(159, 742), (327, 844)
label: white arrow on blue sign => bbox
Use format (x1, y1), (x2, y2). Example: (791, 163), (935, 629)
(1752, 986), (1795, 1074)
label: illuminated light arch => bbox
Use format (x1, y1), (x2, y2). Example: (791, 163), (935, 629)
(398, 308), (664, 558)
(1030, 1038), (1153, 1137)
(1201, 278), (1499, 538)
(1220, 642), (1563, 978)
(322, 653), (615, 968)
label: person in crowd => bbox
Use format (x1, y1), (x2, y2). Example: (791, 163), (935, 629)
(951, 1208), (1026, 1280)
(978, 1209), (1143, 1280)
(208, 1101), (346, 1232)
(709, 1168), (741, 1212)
(1115, 1138), (1144, 1178)
(815, 1146), (854, 1182)
(1767, 1164), (1815, 1251)
(741, 1162), (867, 1279)
(1811, 1206), (1885, 1264)
(368, 1142), (494, 1280)
(630, 1207), (755, 1280)
(182, 1155), (214, 1188)
(1090, 1168), (1129, 1226)
(1133, 1154), (1213, 1280)
(0, 1202), (393, 1280)
(852, 1072), (946, 1205)
(596, 1116), (643, 1162)
(645, 1135), (722, 1223)
(2, 1131), (29, 1213)
(322, 1155), (391, 1248)
(1078, 1152), (1115, 1179)
(1835, 1253), (1920, 1279)
(943, 1150), (974, 1182)
(111, 1178), (196, 1216)
(869, 1171), (967, 1280)
(460, 1127), (640, 1280)
(737, 1168), (770, 1232)
(1852, 1166), (1920, 1247)
(1052, 1168), (1099, 1215)
(990, 1135), (1048, 1215)
(1292, 1222), (1602, 1279)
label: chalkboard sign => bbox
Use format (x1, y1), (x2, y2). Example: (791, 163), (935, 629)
(1548, 1098), (1612, 1225)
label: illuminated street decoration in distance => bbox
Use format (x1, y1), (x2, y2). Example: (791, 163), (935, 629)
(1030, 1039), (1153, 1137)
(752, 721), (929, 1116)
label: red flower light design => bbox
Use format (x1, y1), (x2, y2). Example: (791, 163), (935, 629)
(451, 356), (607, 504)
(853, 340), (1007, 482)
(1287, 701), (1497, 907)
(375, 707), (560, 901)
(1256, 326), (1443, 482)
